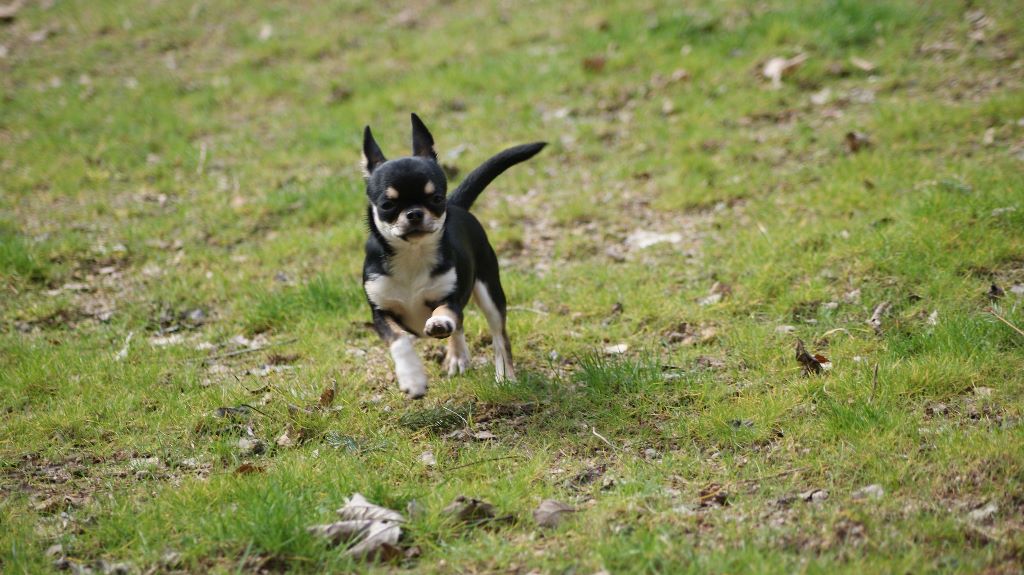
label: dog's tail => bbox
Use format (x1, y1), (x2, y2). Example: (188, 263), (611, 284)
(447, 142), (547, 210)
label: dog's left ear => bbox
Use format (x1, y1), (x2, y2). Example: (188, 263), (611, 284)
(410, 113), (437, 161)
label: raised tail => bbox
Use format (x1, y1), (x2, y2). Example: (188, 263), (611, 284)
(447, 142), (546, 210)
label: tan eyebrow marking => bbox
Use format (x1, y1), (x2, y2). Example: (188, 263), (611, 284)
(424, 181), (435, 195)
(385, 186), (399, 199)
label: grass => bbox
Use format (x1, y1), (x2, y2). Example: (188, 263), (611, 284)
(2, 0), (1023, 572)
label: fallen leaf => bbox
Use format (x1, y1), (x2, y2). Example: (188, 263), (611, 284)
(799, 488), (829, 503)
(235, 463), (264, 475)
(533, 499), (576, 527)
(968, 502), (998, 525)
(276, 428), (296, 448)
(851, 484), (884, 501)
(0, 0), (23, 23)
(775, 325), (797, 334)
(845, 131), (871, 153)
(603, 343), (629, 355)
(442, 495), (497, 523)
(237, 438), (265, 456)
(257, 22), (273, 41)
(419, 450), (436, 466)
(762, 53), (808, 88)
(850, 57), (877, 72)
(698, 483), (729, 507)
(582, 55), (607, 72)
(795, 339), (828, 375)
(625, 230), (683, 250)
(988, 283), (1005, 301)
(319, 380), (337, 409)
(472, 430), (497, 441)
(308, 494), (404, 560)
(695, 356), (726, 370)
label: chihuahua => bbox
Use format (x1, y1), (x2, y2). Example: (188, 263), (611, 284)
(361, 114), (545, 399)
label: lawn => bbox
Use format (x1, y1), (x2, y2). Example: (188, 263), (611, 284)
(2, 0), (1023, 573)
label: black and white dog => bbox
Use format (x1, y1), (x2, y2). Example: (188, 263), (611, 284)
(360, 114), (545, 399)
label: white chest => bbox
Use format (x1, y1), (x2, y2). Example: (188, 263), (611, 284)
(365, 262), (457, 335)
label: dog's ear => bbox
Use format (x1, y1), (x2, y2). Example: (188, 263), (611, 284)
(362, 126), (387, 178)
(410, 113), (437, 161)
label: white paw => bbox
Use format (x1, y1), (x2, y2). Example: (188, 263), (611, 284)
(390, 337), (428, 399)
(444, 353), (470, 376)
(424, 316), (455, 339)
(398, 370), (428, 399)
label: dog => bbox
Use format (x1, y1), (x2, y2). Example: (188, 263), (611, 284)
(360, 114), (545, 399)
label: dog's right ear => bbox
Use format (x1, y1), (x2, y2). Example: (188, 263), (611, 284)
(362, 126), (387, 178)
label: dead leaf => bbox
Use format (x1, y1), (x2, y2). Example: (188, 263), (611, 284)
(988, 283), (1005, 301)
(319, 380), (337, 409)
(799, 488), (829, 503)
(582, 55), (607, 72)
(762, 53), (808, 88)
(0, 0), (24, 23)
(850, 57), (877, 72)
(472, 430), (497, 441)
(442, 495), (497, 523)
(698, 483), (729, 507)
(795, 339), (828, 375)
(533, 499), (576, 527)
(695, 356), (726, 370)
(419, 450), (436, 466)
(845, 131), (871, 153)
(276, 428), (296, 448)
(235, 463), (264, 475)
(851, 484), (884, 501)
(308, 494), (404, 560)
(603, 343), (629, 355)
(237, 437), (265, 456)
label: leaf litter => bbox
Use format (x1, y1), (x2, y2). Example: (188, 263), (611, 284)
(308, 493), (406, 561)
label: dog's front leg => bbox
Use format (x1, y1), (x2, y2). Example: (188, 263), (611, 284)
(372, 309), (428, 399)
(425, 301), (470, 376)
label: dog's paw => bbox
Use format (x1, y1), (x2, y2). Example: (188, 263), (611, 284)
(397, 370), (428, 399)
(444, 351), (470, 376)
(424, 316), (455, 339)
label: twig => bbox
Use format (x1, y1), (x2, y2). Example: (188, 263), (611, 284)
(735, 466), (807, 485)
(442, 455), (524, 473)
(196, 142), (207, 175)
(988, 307), (1024, 338)
(869, 363), (880, 404)
(591, 427), (617, 450)
(867, 301), (891, 336)
(508, 306), (549, 315)
(194, 337), (298, 364)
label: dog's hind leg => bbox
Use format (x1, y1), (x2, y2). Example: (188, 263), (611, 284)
(372, 308), (428, 399)
(472, 280), (515, 381)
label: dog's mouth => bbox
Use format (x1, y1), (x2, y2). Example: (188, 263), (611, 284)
(399, 229), (432, 241)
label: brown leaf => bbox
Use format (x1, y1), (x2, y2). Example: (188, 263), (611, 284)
(698, 483), (729, 507)
(762, 53), (808, 87)
(319, 380), (337, 409)
(845, 131), (871, 153)
(235, 463), (265, 475)
(582, 55), (607, 73)
(533, 499), (576, 527)
(795, 339), (826, 375)
(442, 495), (497, 523)
(988, 283), (1005, 301)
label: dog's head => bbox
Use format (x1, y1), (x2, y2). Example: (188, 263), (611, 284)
(362, 114), (447, 242)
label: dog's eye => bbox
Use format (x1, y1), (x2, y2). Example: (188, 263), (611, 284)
(430, 195), (444, 205)
(379, 200), (395, 211)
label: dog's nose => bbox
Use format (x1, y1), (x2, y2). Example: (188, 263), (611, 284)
(406, 209), (424, 223)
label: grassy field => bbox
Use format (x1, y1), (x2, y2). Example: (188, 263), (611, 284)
(2, 0), (1024, 572)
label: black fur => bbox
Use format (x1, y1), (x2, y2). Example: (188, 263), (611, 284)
(359, 114), (545, 398)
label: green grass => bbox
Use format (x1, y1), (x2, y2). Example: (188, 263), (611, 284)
(2, 0), (1023, 573)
